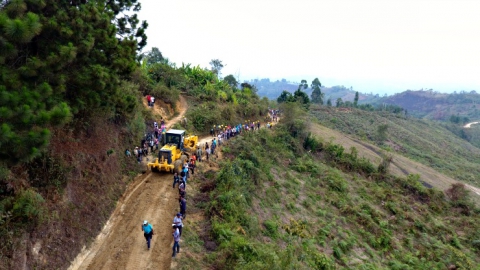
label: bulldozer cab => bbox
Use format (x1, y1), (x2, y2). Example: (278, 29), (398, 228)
(158, 149), (172, 164)
(165, 129), (185, 151)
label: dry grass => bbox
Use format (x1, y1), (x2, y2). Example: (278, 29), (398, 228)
(309, 122), (480, 206)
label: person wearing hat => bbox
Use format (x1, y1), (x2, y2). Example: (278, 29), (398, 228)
(141, 220), (154, 250)
(173, 213), (183, 236)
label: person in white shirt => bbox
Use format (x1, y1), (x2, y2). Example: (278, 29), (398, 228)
(172, 225), (180, 257)
(173, 213), (183, 236)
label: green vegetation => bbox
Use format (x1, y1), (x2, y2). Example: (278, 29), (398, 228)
(310, 78), (324, 104)
(0, 0), (146, 171)
(3, 2), (480, 269)
(0, 0), (148, 267)
(373, 90), (480, 121)
(0, 1), (269, 264)
(311, 105), (480, 186)
(181, 103), (480, 269)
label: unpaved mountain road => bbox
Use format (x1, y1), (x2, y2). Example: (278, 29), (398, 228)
(464, 121), (479, 128)
(69, 96), (189, 270)
(69, 173), (178, 270)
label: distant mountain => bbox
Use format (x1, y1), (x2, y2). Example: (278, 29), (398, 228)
(250, 78), (480, 122)
(374, 90), (480, 121)
(248, 78), (378, 103)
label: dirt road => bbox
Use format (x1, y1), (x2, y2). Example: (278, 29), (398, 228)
(69, 173), (178, 270)
(69, 96), (189, 270)
(464, 121), (480, 128)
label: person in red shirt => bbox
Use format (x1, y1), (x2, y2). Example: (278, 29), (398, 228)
(146, 95), (151, 106)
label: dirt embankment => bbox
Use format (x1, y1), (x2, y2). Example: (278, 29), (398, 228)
(68, 96), (189, 270)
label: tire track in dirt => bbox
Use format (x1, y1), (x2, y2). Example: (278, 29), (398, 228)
(69, 96), (188, 270)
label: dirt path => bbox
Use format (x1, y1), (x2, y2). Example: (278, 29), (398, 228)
(463, 121), (480, 128)
(69, 96), (189, 270)
(309, 122), (480, 205)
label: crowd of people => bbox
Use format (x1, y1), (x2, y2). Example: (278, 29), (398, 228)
(137, 109), (280, 258)
(125, 119), (168, 163)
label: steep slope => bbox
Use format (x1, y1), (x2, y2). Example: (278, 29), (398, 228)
(311, 105), (480, 187)
(309, 123), (480, 205)
(69, 97), (188, 270)
(175, 107), (480, 269)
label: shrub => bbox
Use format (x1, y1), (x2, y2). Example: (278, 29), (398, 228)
(12, 189), (45, 223)
(151, 82), (180, 105)
(325, 173), (348, 193)
(445, 183), (469, 202)
(263, 220), (279, 238)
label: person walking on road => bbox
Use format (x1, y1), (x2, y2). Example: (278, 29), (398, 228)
(205, 144), (210, 161)
(196, 146), (202, 162)
(172, 225), (181, 258)
(173, 213), (183, 236)
(182, 164), (189, 185)
(188, 159), (195, 175)
(178, 180), (186, 198)
(180, 196), (187, 219)
(173, 172), (180, 188)
(141, 220), (154, 250)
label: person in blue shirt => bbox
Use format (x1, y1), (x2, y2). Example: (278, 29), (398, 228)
(179, 197), (187, 219)
(141, 220), (154, 250)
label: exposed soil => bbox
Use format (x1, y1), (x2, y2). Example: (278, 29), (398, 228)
(69, 96), (190, 270)
(463, 121), (480, 128)
(68, 108), (276, 270)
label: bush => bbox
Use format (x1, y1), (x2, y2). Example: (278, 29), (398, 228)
(151, 83), (180, 105)
(445, 183), (469, 202)
(11, 189), (45, 223)
(263, 219), (279, 238)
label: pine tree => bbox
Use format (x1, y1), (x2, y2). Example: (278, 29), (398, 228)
(0, 0), (147, 171)
(354, 91), (359, 107)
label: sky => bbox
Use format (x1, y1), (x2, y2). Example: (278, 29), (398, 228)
(137, 0), (480, 95)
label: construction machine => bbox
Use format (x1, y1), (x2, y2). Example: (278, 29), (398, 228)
(147, 129), (198, 173)
(183, 133), (198, 152)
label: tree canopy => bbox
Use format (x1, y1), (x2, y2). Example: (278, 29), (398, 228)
(277, 90), (294, 103)
(0, 0), (147, 173)
(223, 75), (238, 89)
(310, 78), (324, 104)
(145, 47), (164, 65)
(209, 59), (224, 77)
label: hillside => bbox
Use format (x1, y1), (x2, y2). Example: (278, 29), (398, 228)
(251, 78), (480, 123)
(3, 1), (480, 268)
(373, 90), (480, 121)
(310, 105), (480, 188)
(174, 104), (480, 269)
(249, 78), (376, 104)
(308, 122), (480, 206)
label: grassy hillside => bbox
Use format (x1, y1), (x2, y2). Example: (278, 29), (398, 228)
(310, 105), (480, 188)
(373, 90), (480, 121)
(179, 104), (480, 269)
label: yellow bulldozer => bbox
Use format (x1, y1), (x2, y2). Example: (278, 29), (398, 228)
(148, 129), (198, 173)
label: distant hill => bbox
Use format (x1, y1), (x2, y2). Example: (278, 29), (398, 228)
(248, 78), (377, 103)
(310, 104), (480, 187)
(373, 89), (480, 121)
(251, 78), (480, 122)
